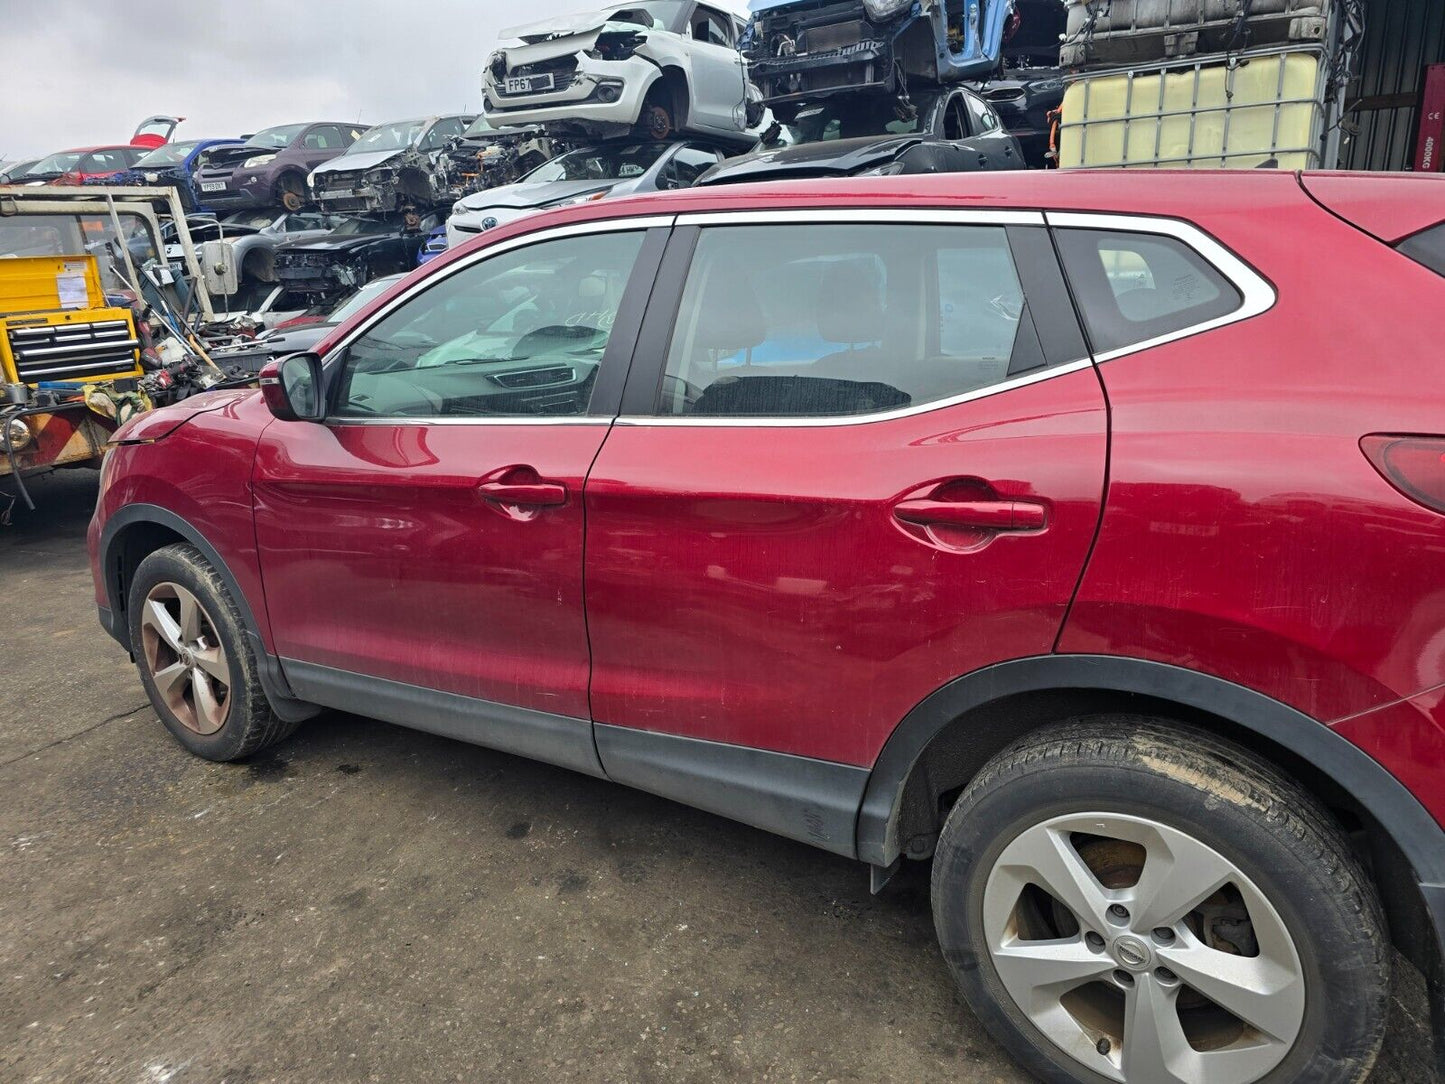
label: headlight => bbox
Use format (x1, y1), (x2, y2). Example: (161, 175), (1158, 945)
(857, 160), (906, 176)
(5, 417), (32, 451)
(452, 200), (470, 217)
(243, 153), (277, 169)
(862, 0), (913, 20)
(540, 190), (610, 209)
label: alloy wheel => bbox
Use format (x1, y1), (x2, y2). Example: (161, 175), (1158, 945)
(138, 581), (232, 735)
(981, 812), (1305, 1084)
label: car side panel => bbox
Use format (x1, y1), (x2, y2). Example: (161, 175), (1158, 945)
(1059, 190), (1445, 722)
(586, 368), (1108, 767)
(89, 392), (278, 649)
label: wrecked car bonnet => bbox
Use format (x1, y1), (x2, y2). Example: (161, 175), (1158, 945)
(706, 135), (922, 180)
(501, 10), (655, 42)
(461, 178), (617, 211)
(110, 390), (255, 444)
(313, 150), (405, 176)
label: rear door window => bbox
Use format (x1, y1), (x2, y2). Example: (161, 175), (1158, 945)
(655, 223), (1045, 418)
(1054, 228), (1242, 354)
(1397, 223), (1445, 277)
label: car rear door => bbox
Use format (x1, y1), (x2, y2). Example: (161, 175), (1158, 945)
(959, 90), (1022, 169)
(251, 218), (668, 772)
(583, 210), (1106, 850)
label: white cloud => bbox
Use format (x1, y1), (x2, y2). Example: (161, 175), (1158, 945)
(0, 0), (751, 160)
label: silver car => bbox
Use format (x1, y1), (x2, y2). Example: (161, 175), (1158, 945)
(446, 140), (726, 247)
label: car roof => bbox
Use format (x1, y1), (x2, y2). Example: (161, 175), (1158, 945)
(393, 168), (1441, 316)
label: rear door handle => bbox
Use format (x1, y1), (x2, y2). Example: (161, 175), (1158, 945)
(893, 498), (1046, 531)
(478, 466), (568, 507)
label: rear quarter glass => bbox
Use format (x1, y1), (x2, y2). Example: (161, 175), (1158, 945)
(1397, 222), (1445, 276)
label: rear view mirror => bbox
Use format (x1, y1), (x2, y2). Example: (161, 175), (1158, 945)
(259, 353), (325, 422)
(200, 239), (238, 296)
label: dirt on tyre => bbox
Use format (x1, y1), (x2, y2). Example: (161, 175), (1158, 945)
(127, 543), (298, 762)
(931, 717), (1388, 1084)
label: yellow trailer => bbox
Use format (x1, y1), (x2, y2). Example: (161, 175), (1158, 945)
(0, 254), (146, 509)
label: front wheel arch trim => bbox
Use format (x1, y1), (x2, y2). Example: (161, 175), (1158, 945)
(100, 504), (319, 723)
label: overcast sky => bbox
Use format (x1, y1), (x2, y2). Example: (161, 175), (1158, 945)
(0, 0), (749, 161)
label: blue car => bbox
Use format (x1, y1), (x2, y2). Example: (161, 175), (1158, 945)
(416, 224), (448, 267)
(115, 138), (246, 211)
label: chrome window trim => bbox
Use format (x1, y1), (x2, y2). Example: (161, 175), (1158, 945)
(676, 208), (1046, 228)
(319, 213), (675, 426)
(1044, 211), (1276, 363)
(618, 208), (1273, 428)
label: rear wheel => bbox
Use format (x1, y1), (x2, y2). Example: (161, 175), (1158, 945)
(128, 543), (298, 761)
(931, 718), (1389, 1084)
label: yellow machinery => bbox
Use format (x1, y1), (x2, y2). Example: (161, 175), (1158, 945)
(0, 253), (145, 503)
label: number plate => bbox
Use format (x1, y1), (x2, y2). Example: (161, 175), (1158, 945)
(199, 181), (226, 192)
(506, 73), (554, 95)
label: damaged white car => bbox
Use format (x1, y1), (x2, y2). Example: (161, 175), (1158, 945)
(307, 115), (474, 214)
(483, 2), (762, 146)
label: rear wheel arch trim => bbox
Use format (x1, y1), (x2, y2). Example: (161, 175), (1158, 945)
(99, 504), (317, 722)
(857, 654), (1445, 888)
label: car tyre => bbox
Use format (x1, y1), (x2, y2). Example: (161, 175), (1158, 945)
(931, 717), (1388, 1084)
(128, 543), (299, 762)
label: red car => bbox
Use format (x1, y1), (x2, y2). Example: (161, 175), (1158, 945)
(89, 170), (1445, 1084)
(24, 144), (146, 184)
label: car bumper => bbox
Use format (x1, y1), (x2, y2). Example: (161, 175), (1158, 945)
(750, 42), (894, 102)
(194, 168), (274, 209)
(484, 55), (651, 129)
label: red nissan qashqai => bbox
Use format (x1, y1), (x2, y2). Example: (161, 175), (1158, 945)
(91, 170), (1445, 1084)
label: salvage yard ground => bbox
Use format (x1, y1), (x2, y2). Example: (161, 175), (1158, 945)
(1, 470), (1439, 1084)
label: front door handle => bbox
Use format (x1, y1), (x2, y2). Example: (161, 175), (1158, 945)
(478, 466), (567, 507)
(893, 498), (1046, 531)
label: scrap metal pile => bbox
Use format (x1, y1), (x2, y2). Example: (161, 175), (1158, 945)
(0, 1), (1375, 516)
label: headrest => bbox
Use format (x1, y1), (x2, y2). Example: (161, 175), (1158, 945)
(690, 255), (766, 354)
(817, 259), (883, 345)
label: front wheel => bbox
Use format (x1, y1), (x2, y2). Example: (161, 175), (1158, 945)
(932, 718), (1389, 1084)
(128, 543), (299, 761)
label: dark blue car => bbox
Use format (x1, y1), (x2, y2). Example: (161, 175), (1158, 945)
(114, 138), (246, 211)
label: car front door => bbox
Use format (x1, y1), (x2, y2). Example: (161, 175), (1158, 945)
(251, 221), (666, 768)
(583, 213), (1106, 848)
(684, 3), (748, 132)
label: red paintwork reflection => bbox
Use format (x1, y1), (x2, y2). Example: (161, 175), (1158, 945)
(251, 420), (609, 718)
(1059, 188), (1445, 730)
(89, 392), (277, 636)
(585, 370), (1107, 766)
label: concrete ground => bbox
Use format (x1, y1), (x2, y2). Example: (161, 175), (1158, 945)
(0, 469), (1438, 1084)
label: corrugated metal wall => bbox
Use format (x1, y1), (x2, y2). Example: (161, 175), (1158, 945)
(1343, 0), (1445, 170)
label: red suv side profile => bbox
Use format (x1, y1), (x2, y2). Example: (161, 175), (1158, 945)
(90, 171), (1445, 1084)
